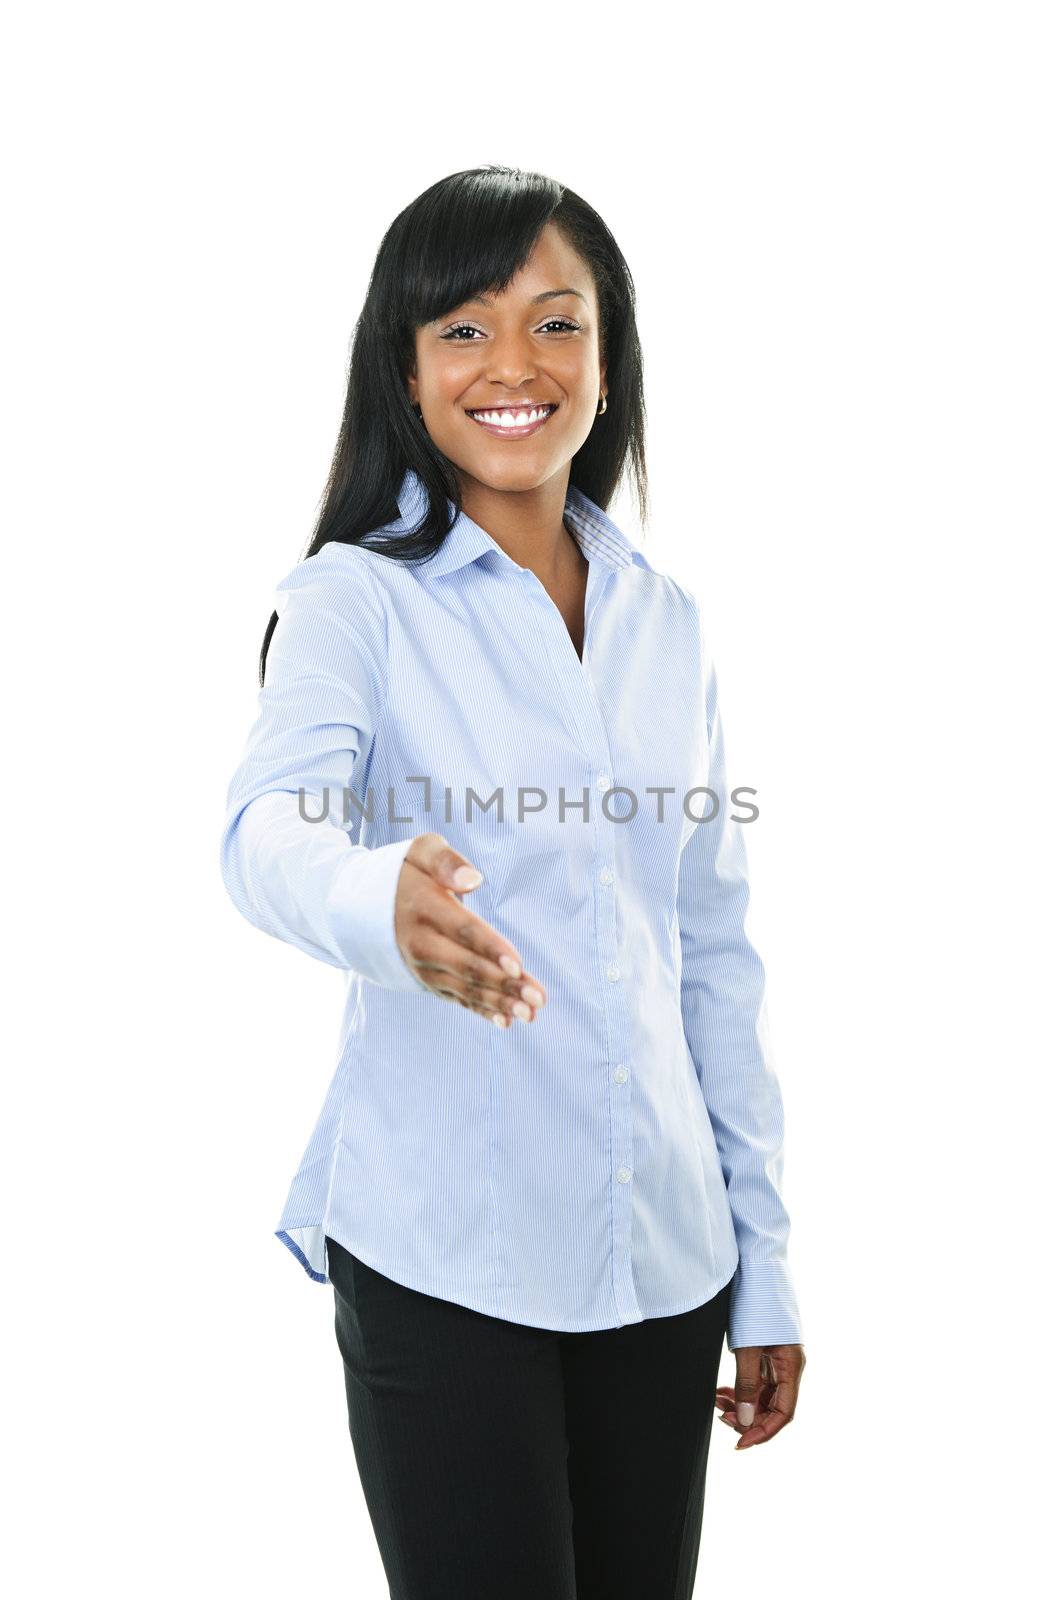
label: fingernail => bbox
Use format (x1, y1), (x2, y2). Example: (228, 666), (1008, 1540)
(736, 1402), (755, 1427)
(499, 955), (522, 977)
(520, 985), (545, 1006)
(512, 1001), (532, 1021)
(490, 1012), (510, 1028)
(454, 867), (483, 890)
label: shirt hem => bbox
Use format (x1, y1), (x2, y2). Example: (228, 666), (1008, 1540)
(276, 1222), (739, 1331)
(275, 1227), (329, 1283)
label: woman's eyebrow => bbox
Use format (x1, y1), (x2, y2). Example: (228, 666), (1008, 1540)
(464, 288), (587, 308)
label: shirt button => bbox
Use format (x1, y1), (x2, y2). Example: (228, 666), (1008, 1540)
(596, 772), (611, 791)
(599, 866), (613, 885)
(613, 1065), (629, 1083)
(606, 964), (620, 982)
(615, 1165), (632, 1184)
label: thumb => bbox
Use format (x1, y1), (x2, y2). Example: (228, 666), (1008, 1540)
(406, 831), (485, 893)
(734, 1348), (762, 1430)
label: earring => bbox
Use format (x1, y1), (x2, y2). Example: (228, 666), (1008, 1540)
(597, 392), (608, 415)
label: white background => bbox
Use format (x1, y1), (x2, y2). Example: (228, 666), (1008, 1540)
(4, 3), (1046, 1594)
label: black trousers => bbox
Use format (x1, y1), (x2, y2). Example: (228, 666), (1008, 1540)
(326, 1234), (732, 1600)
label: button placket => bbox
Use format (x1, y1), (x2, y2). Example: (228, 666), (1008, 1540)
(594, 767), (636, 1322)
(519, 561), (639, 1323)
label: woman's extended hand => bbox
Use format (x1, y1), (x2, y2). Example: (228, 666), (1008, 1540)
(715, 1343), (806, 1450)
(394, 832), (547, 1027)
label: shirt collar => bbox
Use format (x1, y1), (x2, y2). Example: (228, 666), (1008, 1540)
(392, 466), (652, 579)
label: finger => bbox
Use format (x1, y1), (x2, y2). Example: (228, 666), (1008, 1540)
(756, 1358), (803, 1438)
(714, 1387), (737, 1421)
(731, 1392), (781, 1444)
(410, 878), (548, 1007)
(420, 914), (546, 1011)
(717, 1381), (776, 1426)
(734, 1353), (802, 1450)
(405, 832), (502, 903)
(734, 1408), (793, 1449)
(398, 854), (548, 1004)
(758, 1345), (805, 1413)
(733, 1347), (763, 1431)
(405, 924), (545, 1023)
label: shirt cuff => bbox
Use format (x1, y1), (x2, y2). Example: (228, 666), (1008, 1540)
(323, 836), (430, 993)
(727, 1255), (804, 1350)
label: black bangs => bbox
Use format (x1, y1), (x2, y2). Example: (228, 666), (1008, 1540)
(380, 167), (563, 336)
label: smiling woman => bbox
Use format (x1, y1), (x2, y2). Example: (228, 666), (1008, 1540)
(221, 163), (804, 1600)
(406, 220), (614, 553)
(253, 167), (648, 686)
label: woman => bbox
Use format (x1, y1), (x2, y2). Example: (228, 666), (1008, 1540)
(220, 165), (805, 1599)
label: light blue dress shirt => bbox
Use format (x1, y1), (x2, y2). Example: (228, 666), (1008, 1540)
(219, 467), (803, 1349)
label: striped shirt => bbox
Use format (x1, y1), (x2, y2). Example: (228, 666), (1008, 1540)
(219, 466), (803, 1348)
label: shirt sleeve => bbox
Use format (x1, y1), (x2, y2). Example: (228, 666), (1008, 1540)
(676, 602), (803, 1350)
(218, 544), (428, 994)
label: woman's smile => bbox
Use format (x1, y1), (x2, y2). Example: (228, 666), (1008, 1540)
(464, 402), (559, 439)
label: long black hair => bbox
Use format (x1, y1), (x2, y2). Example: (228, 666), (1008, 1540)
(258, 164), (648, 686)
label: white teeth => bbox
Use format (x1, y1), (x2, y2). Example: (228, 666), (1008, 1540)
(470, 405), (553, 428)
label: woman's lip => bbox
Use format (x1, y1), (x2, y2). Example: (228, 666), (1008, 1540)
(465, 405), (558, 440)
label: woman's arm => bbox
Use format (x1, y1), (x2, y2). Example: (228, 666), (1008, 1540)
(676, 603), (803, 1351)
(219, 546), (427, 992)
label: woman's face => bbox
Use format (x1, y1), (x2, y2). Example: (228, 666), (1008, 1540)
(407, 221), (607, 496)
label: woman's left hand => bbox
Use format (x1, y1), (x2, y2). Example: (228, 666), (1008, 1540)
(715, 1343), (806, 1450)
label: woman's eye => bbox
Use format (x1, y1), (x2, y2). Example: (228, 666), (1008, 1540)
(440, 318), (581, 341)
